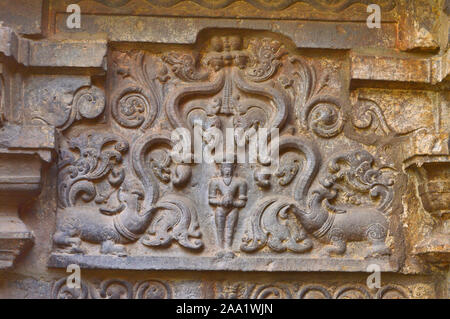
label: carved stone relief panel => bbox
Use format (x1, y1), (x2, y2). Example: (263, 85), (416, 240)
(49, 33), (404, 272)
(0, 0), (448, 300)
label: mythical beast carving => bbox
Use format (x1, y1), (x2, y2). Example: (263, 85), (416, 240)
(54, 180), (150, 256)
(298, 150), (395, 257)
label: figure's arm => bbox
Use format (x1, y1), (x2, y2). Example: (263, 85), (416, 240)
(208, 180), (221, 206)
(234, 181), (248, 208)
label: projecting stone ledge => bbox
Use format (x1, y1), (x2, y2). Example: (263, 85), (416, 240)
(48, 254), (398, 273)
(0, 25), (107, 69)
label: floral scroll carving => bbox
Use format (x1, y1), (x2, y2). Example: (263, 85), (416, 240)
(111, 52), (163, 129)
(31, 85), (106, 131)
(282, 57), (345, 138)
(141, 194), (203, 249)
(52, 278), (172, 299)
(215, 281), (411, 299)
(57, 131), (128, 209)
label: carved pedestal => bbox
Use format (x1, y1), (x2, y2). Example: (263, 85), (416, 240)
(406, 155), (450, 264)
(0, 124), (54, 269)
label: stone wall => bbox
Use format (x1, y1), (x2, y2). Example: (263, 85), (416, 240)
(0, 0), (448, 299)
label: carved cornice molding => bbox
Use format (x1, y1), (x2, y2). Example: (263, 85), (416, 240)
(84, 0), (396, 12)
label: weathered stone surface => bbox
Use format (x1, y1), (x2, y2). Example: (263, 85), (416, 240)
(0, 26), (107, 68)
(0, 1), (43, 36)
(0, 0), (448, 299)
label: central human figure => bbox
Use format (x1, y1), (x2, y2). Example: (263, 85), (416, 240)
(208, 162), (248, 253)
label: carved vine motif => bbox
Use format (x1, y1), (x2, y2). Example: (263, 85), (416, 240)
(52, 278), (172, 299)
(132, 132), (203, 249)
(245, 38), (286, 82)
(57, 131), (128, 209)
(141, 194), (203, 250)
(321, 149), (395, 212)
(241, 136), (320, 253)
(164, 41), (290, 133)
(51, 278), (415, 299)
(241, 196), (313, 253)
(132, 133), (193, 209)
(215, 282), (410, 299)
(162, 35), (343, 140)
(60, 86), (106, 130)
(162, 52), (208, 82)
(352, 98), (393, 136)
(88, 0), (396, 12)
(31, 85), (106, 131)
(281, 57), (345, 138)
(52, 278), (90, 299)
(111, 51), (163, 128)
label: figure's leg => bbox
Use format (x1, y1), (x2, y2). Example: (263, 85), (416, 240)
(215, 208), (226, 248)
(53, 220), (84, 254)
(325, 228), (347, 255)
(98, 227), (127, 256)
(100, 240), (127, 257)
(225, 208), (238, 249)
(366, 223), (390, 258)
(53, 231), (84, 254)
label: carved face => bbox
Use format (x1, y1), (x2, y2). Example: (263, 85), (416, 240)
(229, 36), (242, 51)
(210, 36), (223, 52)
(221, 163), (234, 185)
